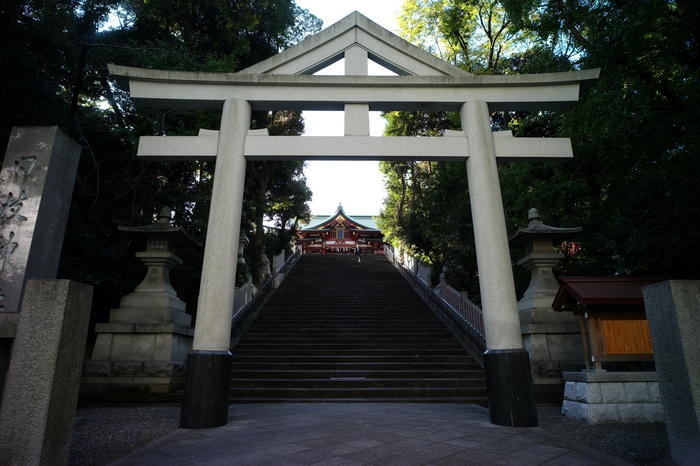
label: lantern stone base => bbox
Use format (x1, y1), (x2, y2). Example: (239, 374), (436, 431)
(521, 312), (584, 404)
(81, 323), (193, 402)
(561, 371), (663, 424)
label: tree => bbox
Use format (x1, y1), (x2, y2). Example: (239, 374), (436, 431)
(381, 0), (700, 302)
(0, 1), (321, 326)
(399, 0), (529, 73)
(499, 0), (700, 276)
(246, 113), (312, 285)
(380, 0), (529, 296)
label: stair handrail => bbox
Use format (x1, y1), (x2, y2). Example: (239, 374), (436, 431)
(231, 251), (300, 325)
(384, 244), (486, 350)
(433, 282), (485, 345)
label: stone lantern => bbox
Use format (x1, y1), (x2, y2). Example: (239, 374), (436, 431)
(509, 208), (582, 402)
(82, 207), (200, 400)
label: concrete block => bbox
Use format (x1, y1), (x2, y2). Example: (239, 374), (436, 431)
(643, 280), (700, 465)
(649, 382), (661, 402)
(530, 360), (562, 379)
(82, 361), (111, 377)
(585, 382), (603, 403)
(588, 404), (618, 424)
(523, 333), (549, 360)
(561, 400), (584, 420)
(111, 334), (156, 361)
(0, 279), (92, 466)
(153, 333), (175, 361)
(143, 362), (175, 377)
(112, 362), (143, 376)
(623, 382), (651, 403)
(574, 382), (588, 402)
(563, 371), (657, 383)
(563, 381), (576, 400)
(601, 382), (625, 403)
(547, 333), (584, 362)
(91, 333), (113, 360)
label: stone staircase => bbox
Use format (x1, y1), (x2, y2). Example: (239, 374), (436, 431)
(230, 254), (487, 403)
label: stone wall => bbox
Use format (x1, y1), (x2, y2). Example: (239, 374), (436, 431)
(561, 371), (663, 424)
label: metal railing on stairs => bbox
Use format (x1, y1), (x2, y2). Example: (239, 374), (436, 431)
(384, 245), (486, 353)
(230, 251), (300, 346)
(433, 282), (485, 345)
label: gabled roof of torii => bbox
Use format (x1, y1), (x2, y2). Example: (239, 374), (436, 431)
(237, 11), (472, 77)
(301, 205), (380, 232)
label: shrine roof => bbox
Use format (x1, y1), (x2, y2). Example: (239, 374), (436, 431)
(552, 277), (667, 310)
(301, 205), (379, 231)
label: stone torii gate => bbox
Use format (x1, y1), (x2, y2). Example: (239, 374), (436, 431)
(109, 11), (598, 429)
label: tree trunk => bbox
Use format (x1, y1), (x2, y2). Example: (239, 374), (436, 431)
(250, 163), (271, 286)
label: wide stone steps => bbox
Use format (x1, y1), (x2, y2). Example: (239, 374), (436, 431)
(239, 337), (459, 344)
(229, 397), (485, 403)
(231, 378), (485, 388)
(229, 387), (487, 399)
(234, 347), (466, 354)
(230, 370), (483, 378)
(230, 254), (487, 403)
(243, 332), (455, 338)
(232, 355), (474, 363)
(231, 362), (479, 371)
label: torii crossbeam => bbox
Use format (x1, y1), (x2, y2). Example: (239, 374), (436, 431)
(109, 11), (598, 430)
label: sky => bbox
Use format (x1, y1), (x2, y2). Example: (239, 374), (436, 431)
(104, 1), (406, 217)
(295, 0), (405, 216)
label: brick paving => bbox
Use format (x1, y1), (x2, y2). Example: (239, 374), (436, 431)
(111, 403), (629, 465)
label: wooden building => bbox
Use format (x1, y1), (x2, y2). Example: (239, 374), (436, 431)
(552, 276), (665, 371)
(297, 205), (384, 255)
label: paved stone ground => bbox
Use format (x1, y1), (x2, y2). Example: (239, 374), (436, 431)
(111, 403), (629, 465)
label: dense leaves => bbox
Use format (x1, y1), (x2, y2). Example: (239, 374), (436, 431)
(0, 1), (319, 325)
(381, 0), (700, 299)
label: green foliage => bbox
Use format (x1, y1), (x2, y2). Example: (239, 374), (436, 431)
(244, 110), (312, 286)
(383, 0), (700, 300)
(500, 0), (700, 277)
(399, 0), (532, 72)
(0, 1), (320, 322)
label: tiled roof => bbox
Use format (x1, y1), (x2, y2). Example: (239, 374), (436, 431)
(301, 205), (379, 231)
(552, 277), (667, 309)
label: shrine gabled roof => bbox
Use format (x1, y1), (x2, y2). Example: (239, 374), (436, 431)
(301, 205), (379, 232)
(236, 11), (472, 78)
(552, 277), (667, 310)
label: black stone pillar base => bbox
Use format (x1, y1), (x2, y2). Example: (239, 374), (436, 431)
(483, 348), (538, 427)
(180, 350), (232, 429)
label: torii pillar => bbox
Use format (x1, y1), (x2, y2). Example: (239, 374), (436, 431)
(462, 101), (537, 426)
(179, 99), (251, 428)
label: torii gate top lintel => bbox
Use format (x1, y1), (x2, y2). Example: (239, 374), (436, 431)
(108, 10), (599, 114)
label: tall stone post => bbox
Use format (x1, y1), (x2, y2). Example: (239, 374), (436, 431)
(0, 280), (93, 466)
(0, 126), (81, 403)
(461, 101), (537, 427)
(642, 281), (700, 465)
(180, 99), (251, 429)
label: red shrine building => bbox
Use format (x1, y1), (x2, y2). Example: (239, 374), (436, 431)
(296, 205), (384, 255)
